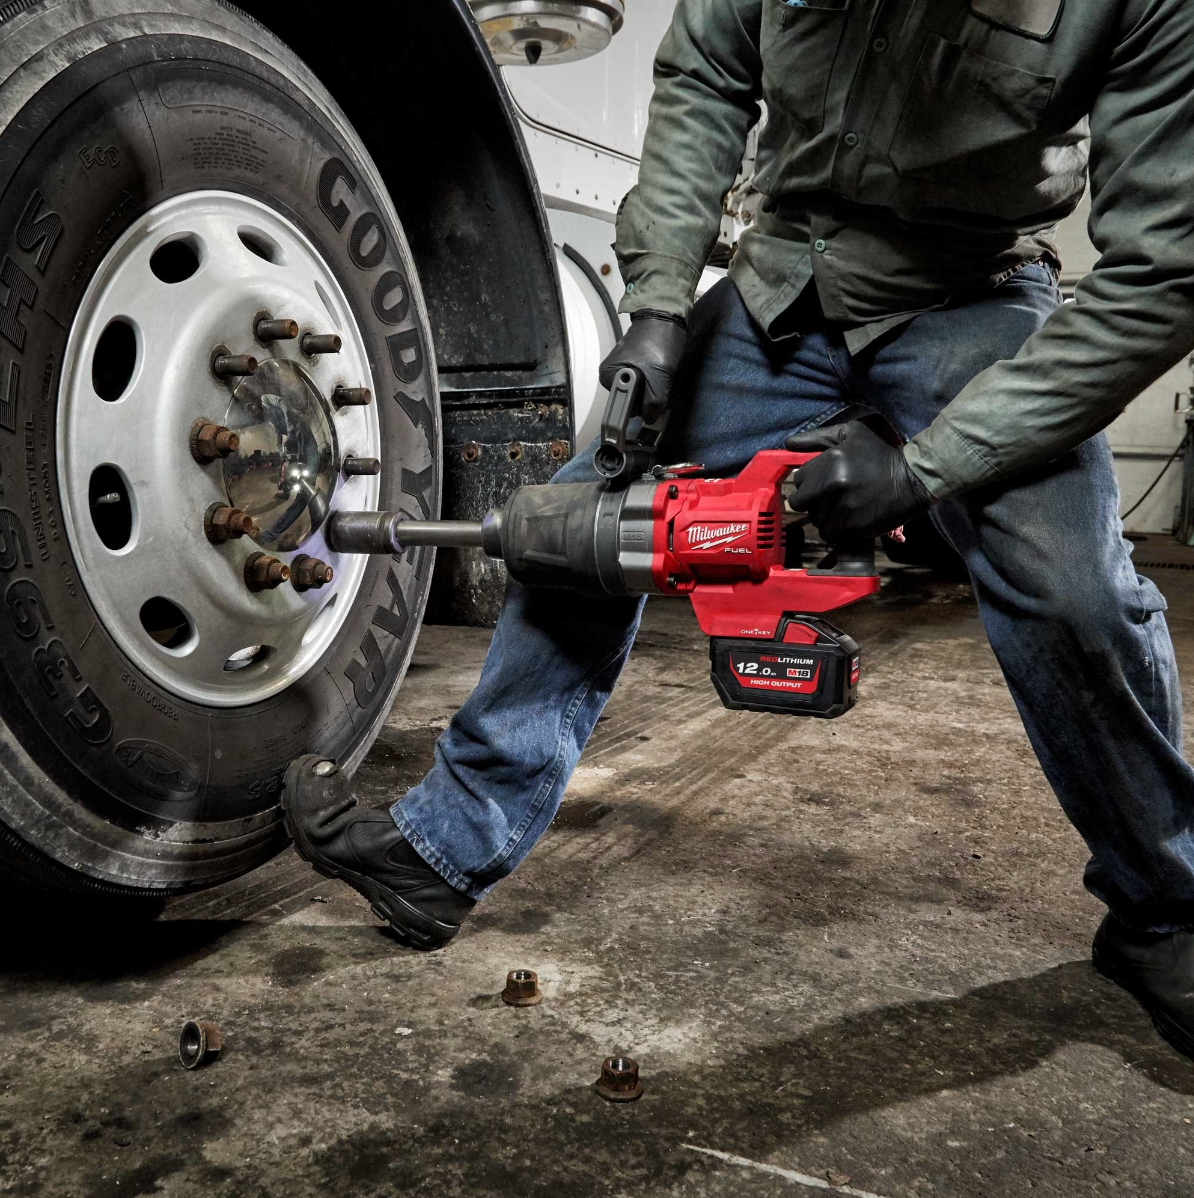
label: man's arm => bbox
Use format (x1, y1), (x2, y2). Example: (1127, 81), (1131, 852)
(904, 0), (1194, 499)
(615, 0), (764, 320)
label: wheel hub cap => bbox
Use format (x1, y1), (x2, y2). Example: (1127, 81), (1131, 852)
(223, 358), (339, 552)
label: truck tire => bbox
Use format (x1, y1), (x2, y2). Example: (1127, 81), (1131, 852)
(0, 1), (440, 895)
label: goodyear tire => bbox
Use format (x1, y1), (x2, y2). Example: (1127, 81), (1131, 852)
(0, 0), (440, 894)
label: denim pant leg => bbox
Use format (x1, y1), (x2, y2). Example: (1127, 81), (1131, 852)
(393, 448), (646, 899)
(395, 279), (850, 898)
(860, 263), (1194, 933)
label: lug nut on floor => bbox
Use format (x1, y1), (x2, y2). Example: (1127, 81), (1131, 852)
(179, 1020), (222, 1070)
(501, 969), (542, 1007)
(291, 554), (334, 592)
(245, 551), (290, 592)
(190, 420), (240, 464)
(595, 1056), (643, 1102)
(205, 504), (257, 544)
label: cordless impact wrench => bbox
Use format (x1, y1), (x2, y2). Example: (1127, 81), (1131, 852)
(325, 369), (880, 719)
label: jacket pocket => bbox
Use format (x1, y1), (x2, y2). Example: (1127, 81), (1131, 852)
(761, 0), (851, 137)
(970, 0), (1063, 40)
(888, 33), (1055, 182)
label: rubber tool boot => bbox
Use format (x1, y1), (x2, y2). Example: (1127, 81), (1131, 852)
(1092, 913), (1194, 1061)
(282, 754), (475, 951)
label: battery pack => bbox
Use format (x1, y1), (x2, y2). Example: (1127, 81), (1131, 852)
(709, 616), (860, 718)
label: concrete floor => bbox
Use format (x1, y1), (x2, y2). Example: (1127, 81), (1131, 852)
(5, 539), (1194, 1197)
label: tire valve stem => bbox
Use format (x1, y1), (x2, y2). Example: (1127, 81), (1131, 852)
(245, 551), (290, 592)
(255, 317), (299, 343)
(205, 504), (258, 544)
(291, 554), (334, 592)
(213, 353), (258, 380)
(342, 455), (381, 477)
(91, 492), (122, 506)
(190, 419), (241, 464)
(301, 332), (342, 356)
(332, 386), (372, 409)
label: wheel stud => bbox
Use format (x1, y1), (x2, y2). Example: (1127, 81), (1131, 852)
(255, 317), (299, 342)
(342, 455), (381, 477)
(244, 551), (290, 592)
(301, 332), (342, 356)
(190, 419), (240, 464)
(332, 386), (372, 408)
(213, 353), (258, 379)
(291, 554), (334, 592)
(205, 503), (258, 544)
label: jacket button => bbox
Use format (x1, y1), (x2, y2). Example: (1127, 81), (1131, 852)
(843, 132), (859, 147)
(814, 239), (827, 253)
(873, 36), (888, 52)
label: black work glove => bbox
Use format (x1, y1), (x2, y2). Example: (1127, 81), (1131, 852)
(598, 310), (687, 424)
(786, 421), (933, 541)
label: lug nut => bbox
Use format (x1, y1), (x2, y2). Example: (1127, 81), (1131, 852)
(244, 551), (290, 592)
(550, 440), (570, 462)
(291, 554), (334, 592)
(190, 419), (240, 464)
(179, 1020), (222, 1071)
(595, 1056), (643, 1102)
(255, 317), (299, 342)
(205, 504), (257, 544)
(213, 353), (258, 379)
(508, 442), (524, 462)
(343, 455), (381, 477)
(301, 332), (342, 356)
(501, 969), (542, 1007)
(332, 386), (372, 408)
(461, 442), (481, 464)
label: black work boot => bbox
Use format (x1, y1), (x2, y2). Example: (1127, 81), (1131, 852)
(282, 754), (475, 951)
(1092, 913), (1194, 1060)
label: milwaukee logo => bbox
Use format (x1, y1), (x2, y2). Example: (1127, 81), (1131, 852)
(687, 522), (750, 550)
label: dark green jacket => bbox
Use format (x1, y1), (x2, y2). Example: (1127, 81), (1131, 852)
(615, 0), (1194, 498)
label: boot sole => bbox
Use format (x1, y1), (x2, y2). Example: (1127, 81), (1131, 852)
(1093, 942), (1194, 1061)
(281, 757), (460, 953)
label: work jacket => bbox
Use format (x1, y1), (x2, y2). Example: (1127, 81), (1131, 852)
(615, 0), (1194, 499)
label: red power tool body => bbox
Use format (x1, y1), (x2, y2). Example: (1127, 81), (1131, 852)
(646, 450), (877, 716)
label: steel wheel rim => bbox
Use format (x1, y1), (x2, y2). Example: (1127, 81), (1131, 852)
(58, 191), (381, 707)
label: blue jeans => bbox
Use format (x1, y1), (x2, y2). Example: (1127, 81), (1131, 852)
(395, 267), (1194, 934)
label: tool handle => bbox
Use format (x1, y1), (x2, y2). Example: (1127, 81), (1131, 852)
(594, 366), (668, 486)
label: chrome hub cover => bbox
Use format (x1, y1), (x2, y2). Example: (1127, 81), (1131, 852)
(223, 358), (339, 553)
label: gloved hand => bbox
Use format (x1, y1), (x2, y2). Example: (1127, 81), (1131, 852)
(598, 310), (687, 424)
(786, 421), (933, 541)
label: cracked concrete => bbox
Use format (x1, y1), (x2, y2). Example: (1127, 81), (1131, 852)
(4, 541), (1194, 1197)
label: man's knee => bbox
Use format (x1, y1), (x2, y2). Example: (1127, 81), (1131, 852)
(995, 542), (1165, 647)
